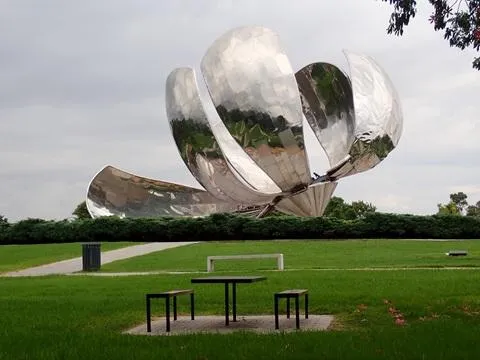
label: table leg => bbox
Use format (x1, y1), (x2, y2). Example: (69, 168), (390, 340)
(173, 296), (178, 321)
(190, 293), (195, 320)
(224, 283), (229, 326)
(232, 282), (237, 322)
(295, 296), (300, 329)
(305, 294), (309, 319)
(274, 295), (279, 329)
(286, 297), (291, 319)
(146, 295), (151, 332)
(166, 296), (171, 332)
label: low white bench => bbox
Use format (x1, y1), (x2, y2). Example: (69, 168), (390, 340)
(207, 254), (284, 272)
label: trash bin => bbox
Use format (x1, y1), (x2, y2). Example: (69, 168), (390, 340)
(82, 243), (101, 271)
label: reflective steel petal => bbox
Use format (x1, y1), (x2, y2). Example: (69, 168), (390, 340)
(325, 51), (403, 179)
(200, 26), (311, 192)
(165, 67), (278, 205)
(277, 181), (337, 217)
(295, 62), (355, 167)
(86, 165), (237, 218)
(85, 27), (405, 220)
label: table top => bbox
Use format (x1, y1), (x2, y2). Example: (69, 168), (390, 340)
(191, 275), (266, 284)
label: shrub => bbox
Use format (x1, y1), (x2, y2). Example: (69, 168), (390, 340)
(1, 213), (480, 244)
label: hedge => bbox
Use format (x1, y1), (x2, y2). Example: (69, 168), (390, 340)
(1, 213), (480, 244)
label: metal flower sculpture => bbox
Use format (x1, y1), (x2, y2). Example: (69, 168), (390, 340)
(86, 26), (403, 219)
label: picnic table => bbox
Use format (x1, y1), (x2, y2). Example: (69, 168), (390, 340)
(191, 275), (266, 325)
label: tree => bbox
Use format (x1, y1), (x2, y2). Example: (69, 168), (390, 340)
(437, 201), (461, 215)
(72, 201), (91, 219)
(466, 200), (480, 216)
(351, 200), (377, 218)
(382, 0), (480, 70)
(324, 197), (376, 220)
(450, 191), (468, 213)
(437, 191), (470, 215)
(0, 215), (7, 224)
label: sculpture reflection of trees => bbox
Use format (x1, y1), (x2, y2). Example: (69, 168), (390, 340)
(350, 134), (395, 160)
(170, 119), (221, 161)
(215, 106), (304, 149)
(310, 63), (353, 118)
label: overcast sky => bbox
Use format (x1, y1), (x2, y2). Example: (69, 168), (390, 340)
(1, 0), (479, 221)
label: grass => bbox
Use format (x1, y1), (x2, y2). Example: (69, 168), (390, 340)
(1, 268), (480, 359)
(101, 239), (480, 272)
(1, 239), (480, 359)
(0, 242), (137, 273)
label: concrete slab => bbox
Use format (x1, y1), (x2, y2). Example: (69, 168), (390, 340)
(125, 315), (334, 336)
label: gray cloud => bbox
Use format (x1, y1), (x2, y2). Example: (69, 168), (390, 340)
(0, 0), (479, 221)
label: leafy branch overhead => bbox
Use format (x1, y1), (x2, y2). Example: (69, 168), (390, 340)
(382, 0), (480, 70)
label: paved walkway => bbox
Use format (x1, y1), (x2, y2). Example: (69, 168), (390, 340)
(3, 242), (197, 277)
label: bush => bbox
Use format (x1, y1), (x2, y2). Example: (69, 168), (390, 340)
(1, 213), (480, 244)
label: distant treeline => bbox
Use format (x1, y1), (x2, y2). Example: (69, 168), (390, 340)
(1, 213), (480, 244)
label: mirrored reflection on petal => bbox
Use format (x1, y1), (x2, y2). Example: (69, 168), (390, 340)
(206, 108), (281, 195)
(319, 51), (403, 181)
(201, 26), (311, 191)
(296, 62), (355, 167)
(328, 51), (403, 178)
(86, 165), (237, 218)
(344, 51), (403, 148)
(277, 182), (337, 217)
(165, 67), (279, 205)
(85, 27), (406, 220)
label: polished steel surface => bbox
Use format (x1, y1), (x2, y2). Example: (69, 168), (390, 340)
(86, 165), (236, 218)
(324, 51), (403, 180)
(201, 26), (311, 192)
(277, 181), (337, 217)
(86, 26), (404, 219)
(205, 105), (281, 195)
(165, 67), (278, 205)
(296, 62), (355, 168)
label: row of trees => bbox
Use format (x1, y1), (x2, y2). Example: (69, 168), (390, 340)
(1, 212), (480, 244)
(437, 192), (480, 216)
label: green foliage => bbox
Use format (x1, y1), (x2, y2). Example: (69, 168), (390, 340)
(324, 196), (376, 220)
(467, 201), (480, 216)
(437, 192), (480, 216)
(0, 215), (8, 232)
(382, 0), (480, 69)
(2, 212), (480, 244)
(72, 201), (91, 219)
(437, 201), (461, 215)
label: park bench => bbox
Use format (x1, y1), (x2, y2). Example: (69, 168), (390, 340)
(207, 254), (284, 272)
(446, 250), (468, 256)
(274, 289), (308, 330)
(146, 289), (194, 332)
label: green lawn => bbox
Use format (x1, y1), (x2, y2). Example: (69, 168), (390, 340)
(102, 239), (480, 272)
(1, 268), (480, 359)
(1, 239), (480, 359)
(0, 242), (137, 273)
